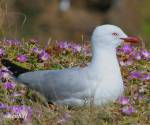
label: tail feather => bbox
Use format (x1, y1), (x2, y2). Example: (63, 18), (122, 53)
(1, 59), (30, 77)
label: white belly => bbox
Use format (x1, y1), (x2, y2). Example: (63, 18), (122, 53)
(94, 79), (124, 105)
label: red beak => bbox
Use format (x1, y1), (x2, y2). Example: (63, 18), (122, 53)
(120, 36), (141, 44)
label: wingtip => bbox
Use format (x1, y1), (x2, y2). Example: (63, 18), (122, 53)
(1, 59), (30, 77)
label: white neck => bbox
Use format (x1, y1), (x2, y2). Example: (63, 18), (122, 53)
(89, 45), (122, 81)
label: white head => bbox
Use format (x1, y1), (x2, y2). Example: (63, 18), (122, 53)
(91, 25), (140, 49)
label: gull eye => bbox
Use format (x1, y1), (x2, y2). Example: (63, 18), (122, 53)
(112, 32), (119, 36)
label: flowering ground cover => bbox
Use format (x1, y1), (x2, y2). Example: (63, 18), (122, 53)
(0, 39), (149, 125)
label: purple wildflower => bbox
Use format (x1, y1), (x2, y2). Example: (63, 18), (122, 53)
(130, 71), (142, 79)
(121, 44), (134, 54)
(6, 39), (20, 46)
(9, 105), (32, 119)
(57, 41), (71, 49)
(121, 106), (135, 115)
(0, 71), (10, 79)
(16, 55), (28, 62)
(10, 106), (23, 113)
(0, 67), (11, 79)
(71, 44), (81, 53)
(39, 50), (50, 61)
(141, 50), (150, 60)
(81, 44), (91, 56)
(134, 52), (142, 60)
(140, 74), (150, 81)
(0, 103), (7, 109)
(138, 95), (143, 101)
(57, 112), (71, 124)
(0, 48), (5, 57)
(4, 82), (16, 89)
(119, 59), (133, 66)
(118, 96), (130, 105)
(0, 67), (10, 72)
(33, 47), (41, 54)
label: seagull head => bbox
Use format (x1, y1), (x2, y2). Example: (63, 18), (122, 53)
(92, 24), (140, 49)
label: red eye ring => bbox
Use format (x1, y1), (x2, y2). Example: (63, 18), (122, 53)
(112, 32), (119, 36)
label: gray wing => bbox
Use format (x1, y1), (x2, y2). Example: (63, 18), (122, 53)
(18, 67), (93, 101)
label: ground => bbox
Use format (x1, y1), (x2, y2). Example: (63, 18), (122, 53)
(0, 39), (149, 125)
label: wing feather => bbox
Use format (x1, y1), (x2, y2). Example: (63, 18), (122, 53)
(18, 68), (91, 101)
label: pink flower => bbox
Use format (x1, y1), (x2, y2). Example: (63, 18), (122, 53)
(1, 67), (9, 72)
(4, 82), (16, 89)
(71, 44), (81, 53)
(39, 50), (50, 61)
(119, 59), (133, 66)
(134, 52), (142, 60)
(121, 106), (135, 115)
(2, 72), (10, 78)
(57, 112), (71, 124)
(0, 67), (12, 79)
(16, 55), (28, 62)
(57, 41), (71, 49)
(118, 96), (130, 105)
(81, 44), (91, 56)
(141, 50), (150, 60)
(0, 48), (5, 57)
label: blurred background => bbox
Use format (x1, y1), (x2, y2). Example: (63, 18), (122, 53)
(0, 0), (150, 46)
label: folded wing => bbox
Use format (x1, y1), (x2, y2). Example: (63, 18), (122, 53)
(18, 68), (92, 102)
